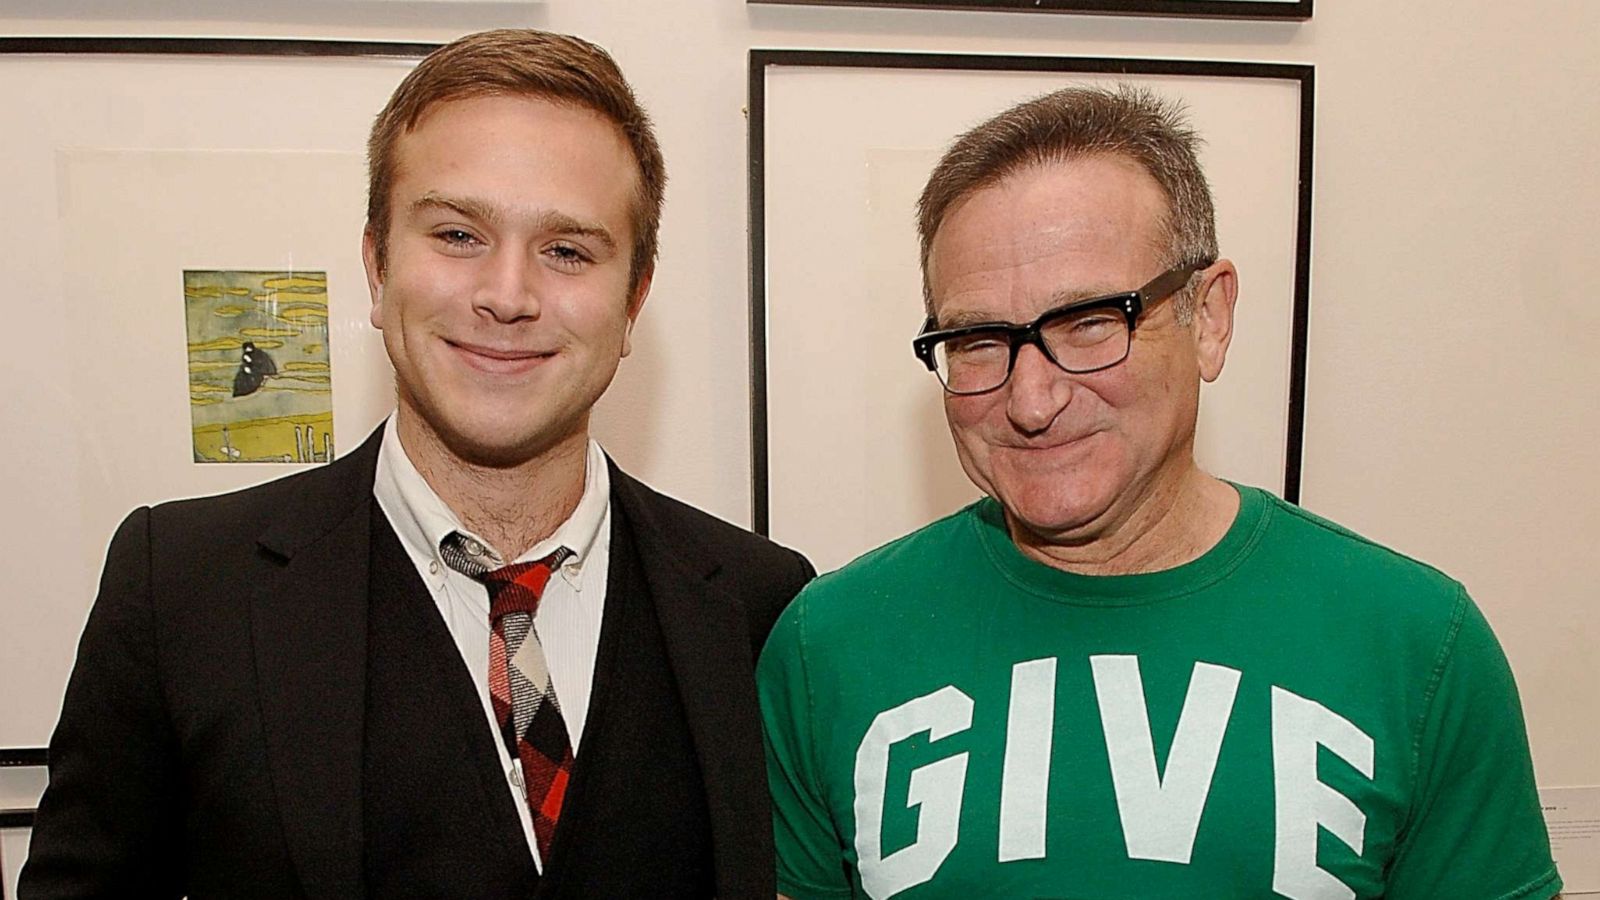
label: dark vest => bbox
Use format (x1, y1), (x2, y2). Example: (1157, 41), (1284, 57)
(361, 499), (715, 898)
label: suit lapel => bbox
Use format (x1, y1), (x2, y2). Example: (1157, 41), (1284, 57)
(250, 427), (383, 900)
(607, 463), (771, 897)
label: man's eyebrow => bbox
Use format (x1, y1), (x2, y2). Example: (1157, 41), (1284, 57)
(936, 309), (1012, 329)
(410, 192), (499, 225)
(936, 284), (1125, 329)
(1044, 284), (1123, 309)
(531, 210), (618, 254)
(408, 194), (619, 254)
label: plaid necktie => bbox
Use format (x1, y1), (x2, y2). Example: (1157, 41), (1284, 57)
(441, 532), (576, 863)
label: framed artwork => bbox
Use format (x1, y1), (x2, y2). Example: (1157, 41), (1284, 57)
(749, 50), (1314, 572)
(1, 747), (45, 893)
(0, 36), (437, 794)
(746, 0), (1312, 20)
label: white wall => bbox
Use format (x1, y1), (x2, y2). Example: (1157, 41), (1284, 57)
(2, 0), (1596, 885)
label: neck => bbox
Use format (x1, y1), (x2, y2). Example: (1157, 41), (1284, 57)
(395, 410), (588, 561)
(1010, 460), (1239, 576)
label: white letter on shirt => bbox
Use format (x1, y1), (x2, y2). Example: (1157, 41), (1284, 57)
(999, 657), (1057, 862)
(1090, 655), (1241, 864)
(1271, 685), (1375, 900)
(854, 685), (974, 899)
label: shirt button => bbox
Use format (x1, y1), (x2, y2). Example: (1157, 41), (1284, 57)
(510, 767), (524, 790)
(465, 538), (484, 557)
(428, 560), (440, 575)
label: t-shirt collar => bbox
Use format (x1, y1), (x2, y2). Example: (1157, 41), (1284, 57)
(974, 481), (1266, 607)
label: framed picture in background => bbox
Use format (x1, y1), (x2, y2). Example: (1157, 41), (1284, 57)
(749, 50), (1314, 573)
(746, 0), (1312, 20)
(0, 39), (436, 840)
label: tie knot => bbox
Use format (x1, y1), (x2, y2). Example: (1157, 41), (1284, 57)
(439, 533), (573, 620)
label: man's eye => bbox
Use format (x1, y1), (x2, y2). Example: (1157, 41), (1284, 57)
(547, 243), (595, 266)
(1071, 314), (1120, 333)
(1045, 312), (1123, 347)
(434, 229), (481, 247)
(946, 333), (1009, 356)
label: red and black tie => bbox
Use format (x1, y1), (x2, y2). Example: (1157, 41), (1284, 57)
(442, 533), (575, 863)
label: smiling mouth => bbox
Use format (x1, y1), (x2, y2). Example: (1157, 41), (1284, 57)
(448, 340), (556, 373)
(1008, 430), (1103, 453)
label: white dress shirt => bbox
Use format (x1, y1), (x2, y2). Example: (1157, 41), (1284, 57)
(372, 418), (611, 871)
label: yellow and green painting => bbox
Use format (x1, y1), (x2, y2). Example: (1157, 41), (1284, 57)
(185, 270), (334, 464)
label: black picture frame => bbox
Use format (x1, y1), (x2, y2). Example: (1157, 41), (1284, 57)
(747, 0), (1312, 21)
(0, 35), (439, 59)
(748, 50), (1314, 567)
(0, 36), (441, 837)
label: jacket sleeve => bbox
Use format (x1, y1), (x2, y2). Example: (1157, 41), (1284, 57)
(19, 507), (186, 899)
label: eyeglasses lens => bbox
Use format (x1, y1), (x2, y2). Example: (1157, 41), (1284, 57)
(933, 309), (1132, 394)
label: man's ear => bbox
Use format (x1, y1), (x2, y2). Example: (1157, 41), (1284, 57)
(621, 264), (654, 359)
(1192, 259), (1238, 383)
(362, 228), (386, 329)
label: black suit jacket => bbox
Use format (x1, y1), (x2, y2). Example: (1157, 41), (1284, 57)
(20, 427), (814, 899)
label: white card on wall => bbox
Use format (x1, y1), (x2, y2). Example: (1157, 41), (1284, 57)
(1541, 785), (1600, 893)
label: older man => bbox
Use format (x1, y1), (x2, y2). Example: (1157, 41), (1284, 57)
(23, 29), (812, 899)
(758, 86), (1559, 899)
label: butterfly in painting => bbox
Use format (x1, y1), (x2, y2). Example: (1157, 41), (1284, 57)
(232, 341), (279, 397)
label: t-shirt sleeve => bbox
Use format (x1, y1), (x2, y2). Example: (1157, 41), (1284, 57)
(1385, 588), (1562, 899)
(757, 598), (856, 898)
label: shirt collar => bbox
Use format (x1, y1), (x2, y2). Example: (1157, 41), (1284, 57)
(373, 417), (611, 581)
(522, 439), (610, 580)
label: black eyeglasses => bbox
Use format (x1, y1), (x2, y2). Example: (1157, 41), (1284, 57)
(911, 263), (1206, 395)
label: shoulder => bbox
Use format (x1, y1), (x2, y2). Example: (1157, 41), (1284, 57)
(774, 502), (982, 645)
(759, 504), (986, 713)
(611, 466), (813, 578)
(137, 434), (378, 553)
(1245, 485), (1468, 624)
(815, 501), (980, 594)
(608, 464), (816, 639)
(1255, 488), (1457, 582)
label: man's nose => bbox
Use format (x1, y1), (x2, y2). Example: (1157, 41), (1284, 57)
(474, 246), (543, 323)
(1005, 342), (1074, 434)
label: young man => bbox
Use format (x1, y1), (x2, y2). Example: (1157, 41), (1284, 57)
(759, 86), (1560, 899)
(24, 30), (812, 899)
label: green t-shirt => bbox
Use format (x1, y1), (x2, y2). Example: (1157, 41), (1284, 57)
(758, 486), (1561, 899)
